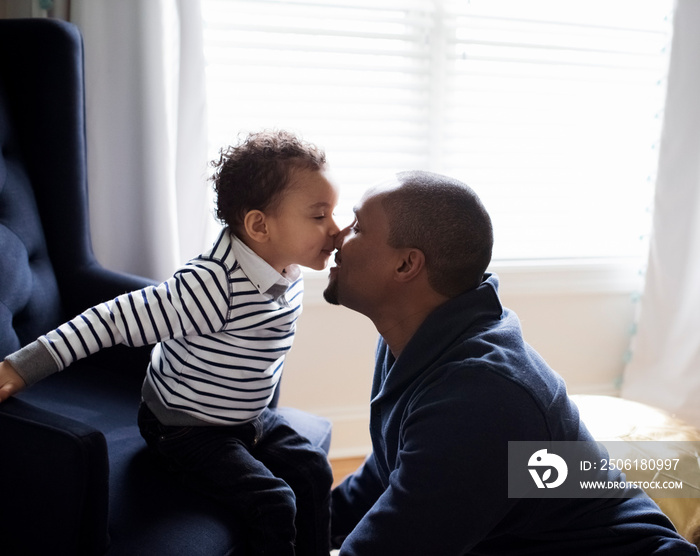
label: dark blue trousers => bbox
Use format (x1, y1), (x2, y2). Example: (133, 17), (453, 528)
(138, 402), (332, 556)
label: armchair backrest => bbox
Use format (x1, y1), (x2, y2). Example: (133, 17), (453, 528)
(0, 19), (93, 358)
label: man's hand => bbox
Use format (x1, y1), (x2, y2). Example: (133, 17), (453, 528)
(0, 360), (27, 402)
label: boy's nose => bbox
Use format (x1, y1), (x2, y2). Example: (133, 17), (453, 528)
(329, 216), (341, 236)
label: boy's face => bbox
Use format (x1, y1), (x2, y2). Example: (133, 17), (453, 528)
(264, 167), (341, 272)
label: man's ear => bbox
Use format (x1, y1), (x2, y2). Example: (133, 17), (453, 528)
(243, 210), (270, 243)
(394, 248), (426, 283)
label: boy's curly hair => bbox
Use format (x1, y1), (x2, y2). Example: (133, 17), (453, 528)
(211, 130), (327, 233)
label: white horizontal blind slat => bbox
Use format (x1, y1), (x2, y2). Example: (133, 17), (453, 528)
(439, 1), (671, 260)
(203, 0), (434, 227)
(202, 0), (673, 262)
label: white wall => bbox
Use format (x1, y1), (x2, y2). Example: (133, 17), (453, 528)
(279, 260), (642, 459)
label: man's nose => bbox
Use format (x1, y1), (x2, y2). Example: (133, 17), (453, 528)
(333, 226), (352, 249)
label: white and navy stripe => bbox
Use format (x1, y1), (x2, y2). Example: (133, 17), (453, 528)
(39, 229), (303, 424)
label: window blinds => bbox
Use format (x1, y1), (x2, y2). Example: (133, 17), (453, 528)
(202, 0), (673, 261)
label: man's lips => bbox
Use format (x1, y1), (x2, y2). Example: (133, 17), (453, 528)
(328, 251), (341, 277)
(322, 249), (341, 265)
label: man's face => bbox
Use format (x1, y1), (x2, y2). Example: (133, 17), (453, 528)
(324, 187), (398, 316)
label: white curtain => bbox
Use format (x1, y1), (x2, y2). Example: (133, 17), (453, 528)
(69, 0), (210, 281)
(622, 0), (700, 426)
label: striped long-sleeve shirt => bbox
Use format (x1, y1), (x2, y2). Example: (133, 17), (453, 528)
(38, 229), (303, 425)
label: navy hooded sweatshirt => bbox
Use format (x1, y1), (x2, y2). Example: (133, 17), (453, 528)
(331, 274), (698, 555)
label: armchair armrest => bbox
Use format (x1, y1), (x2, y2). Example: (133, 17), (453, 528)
(0, 397), (110, 556)
(55, 262), (159, 381)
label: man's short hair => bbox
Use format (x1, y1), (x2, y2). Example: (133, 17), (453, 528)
(210, 130), (326, 233)
(382, 170), (493, 297)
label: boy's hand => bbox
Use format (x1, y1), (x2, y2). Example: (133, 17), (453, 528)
(0, 360), (27, 402)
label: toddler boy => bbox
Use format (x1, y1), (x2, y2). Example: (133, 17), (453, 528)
(0, 129), (340, 556)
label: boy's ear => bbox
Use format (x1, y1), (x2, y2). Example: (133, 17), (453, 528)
(394, 248), (426, 283)
(243, 210), (270, 243)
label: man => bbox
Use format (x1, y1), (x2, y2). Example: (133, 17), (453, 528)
(323, 170), (698, 555)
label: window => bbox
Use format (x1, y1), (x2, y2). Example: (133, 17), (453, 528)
(202, 0), (673, 262)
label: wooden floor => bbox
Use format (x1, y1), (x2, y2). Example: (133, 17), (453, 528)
(330, 456), (365, 487)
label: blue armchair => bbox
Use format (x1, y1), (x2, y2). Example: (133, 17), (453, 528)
(0, 18), (331, 556)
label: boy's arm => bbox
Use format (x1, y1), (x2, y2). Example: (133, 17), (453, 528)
(0, 258), (231, 402)
(40, 259), (231, 373)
